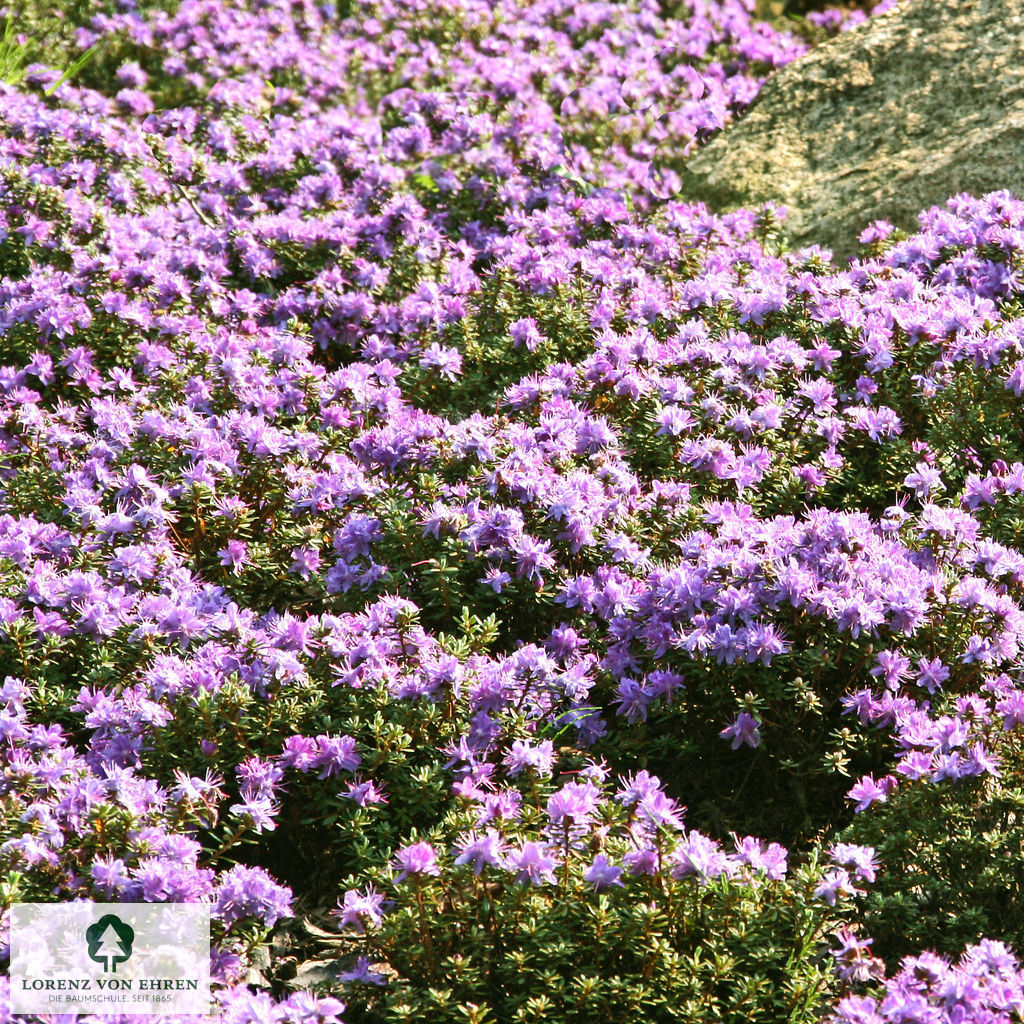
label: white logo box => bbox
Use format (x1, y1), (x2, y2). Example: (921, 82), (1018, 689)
(11, 902), (211, 1015)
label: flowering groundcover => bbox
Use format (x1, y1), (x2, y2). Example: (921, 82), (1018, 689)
(0, 0), (1023, 1021)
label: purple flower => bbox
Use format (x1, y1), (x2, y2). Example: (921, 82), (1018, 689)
(584, 854), (624, 891)
(734, 836), (788, 880)
(344, 778), (389, 807)
(847, 773), (897, 812)
(546, 781), (601, 828)
(509, 317), (543, 352)
(830, 927), (885, 984)
(236, 757), (285, 801)
(312, 735), (361, 777)
(963, 741), (1001, 777)
(636, 789), (686, 832)
(504, 738), (555, 778)
(903, 461), (945, 497)
(616, 770), (663, 807)
(91, 855), (131, 898)
(337, 956), (389, 986)
(869, 650), (911, 689)
(393, 842), (440, 883)
(480, 566), (512, 593)
(332, 886), (387, 933)
(214, 865), (293, 928)
(507, 841), (558, 885)
(996, 690), (1024, 730)
(289, 547), (322, 580)
(814, 867), (858, 906)
(279, 735), (319, 772)
(915, 657), (950, 694)
(671, 832), (736, 882)
(476, 790), (522, 826)
(829, 843), (877, 883)
(896, 750), (933, 780)
(719, 712), (761, 750)
(453, 830), (506, 875)
(859, 219), (894, 244)
(623, 847), (659, 876)
(275, 991), (347, 1022)
(513, 535), (555, 585)
(229, 796), (279, 834)
(218, 540), (249, 574)
(419, 343), (463, 380)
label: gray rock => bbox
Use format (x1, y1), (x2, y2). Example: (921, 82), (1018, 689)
(288, 958), (345, 990)
(680, 0), (1024, 258)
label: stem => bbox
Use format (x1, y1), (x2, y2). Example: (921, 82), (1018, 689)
(562, 820), (571, 891)
(197, 822), (249, 868)
(655, 833), (675, 942)
(731, 749), (759, 806)
(414, 878), (436, 978)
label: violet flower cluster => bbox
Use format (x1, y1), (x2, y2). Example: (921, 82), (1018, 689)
(5, 0), (1024, 1017)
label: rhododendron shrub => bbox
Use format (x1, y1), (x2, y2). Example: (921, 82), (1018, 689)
(839, 736), (1024, 965)
(284, 719), (862, 1018)
(6, 0), (1024, 1020)
(333, 768), (863, 1023)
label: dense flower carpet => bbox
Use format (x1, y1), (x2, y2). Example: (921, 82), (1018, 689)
(2, 0), (1024, 1020)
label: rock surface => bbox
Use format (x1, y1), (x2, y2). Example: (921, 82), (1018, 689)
(681, 0), (1024, 257)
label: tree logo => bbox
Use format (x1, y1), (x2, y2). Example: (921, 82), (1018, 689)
(85, 914), (135, 973)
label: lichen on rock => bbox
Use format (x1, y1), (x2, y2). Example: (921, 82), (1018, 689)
(682, 0), (1024, 257)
